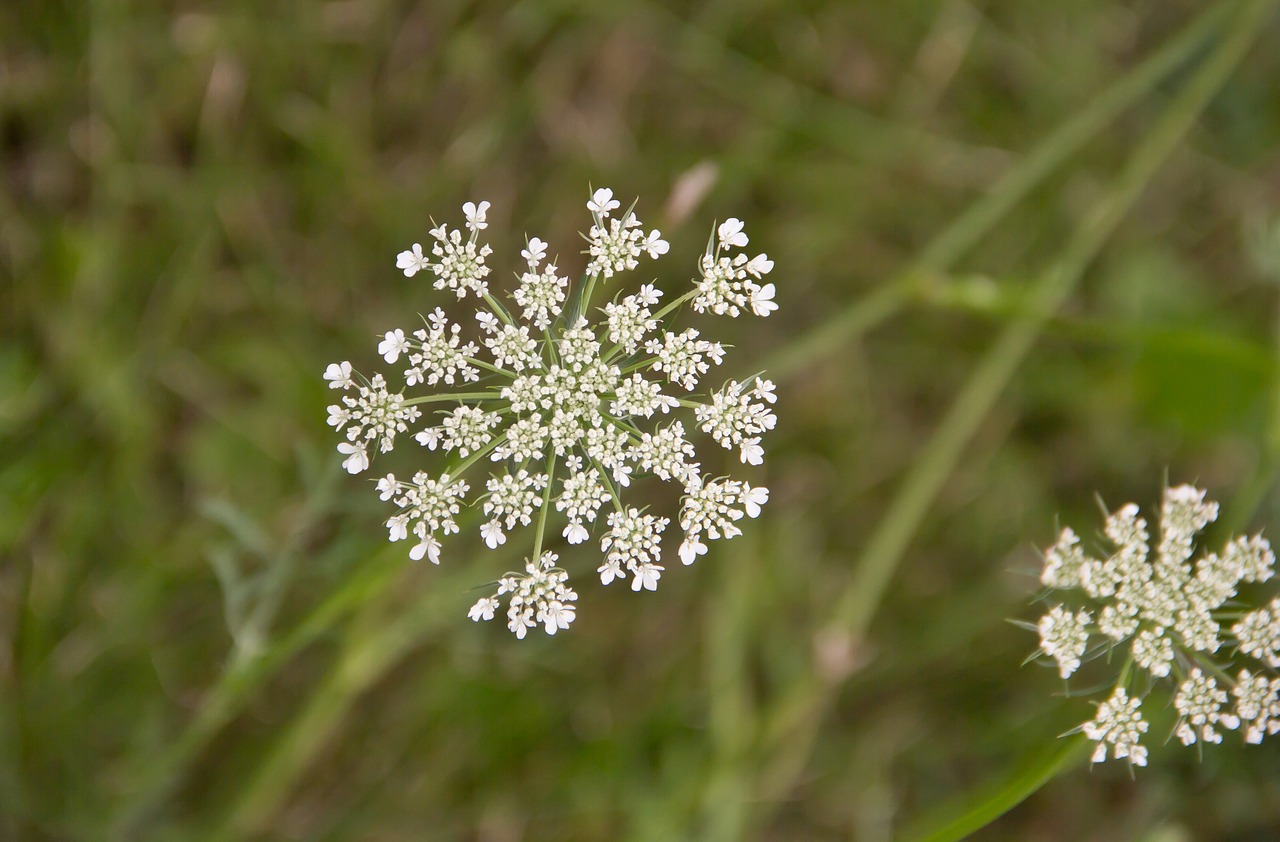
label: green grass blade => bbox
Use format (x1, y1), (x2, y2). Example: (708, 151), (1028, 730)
(898, 738), (1090, 842)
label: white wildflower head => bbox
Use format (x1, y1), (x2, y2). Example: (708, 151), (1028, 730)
(470, 551), (578, 639)
(695, 217), (775, 318)
(326, 189), (777, 637)
(1038, 605), (1091, 679)
(1030, 484), (1280, 765)
(1174, 669), (1236, 746)
(1083, 687), (1148, 767)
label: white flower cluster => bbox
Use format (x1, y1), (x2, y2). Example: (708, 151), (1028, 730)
(325, 188), (777, 637)
(1033, 485), (1280, 765)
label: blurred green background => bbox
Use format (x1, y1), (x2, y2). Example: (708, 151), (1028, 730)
(5, 0), (1280, 839)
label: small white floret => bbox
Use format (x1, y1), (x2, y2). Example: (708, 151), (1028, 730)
(480, 520), (506, 549)
(743, 484), (769, 518)
(679, 537), (707, 565)
(468, 597), (498, 622)
(750, 283), (777, 317)
(337, 442), (369, 474)
(378, 329), (410, 363)
(718, 218), (748, 248)
(396, 243), (429, 277)
(409, 536), (442, 564)
(323, 361), (354, 390)
(463, 200), (490, 233)
(376, 474), (397, 501)
(521, 236), (548, 266)
(588, 187), (619, 215)
(644, 230), (669, 258)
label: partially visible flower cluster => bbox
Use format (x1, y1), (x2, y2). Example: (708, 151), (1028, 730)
(325, 188), (777, 637)
(1033, 485), (1278, 765)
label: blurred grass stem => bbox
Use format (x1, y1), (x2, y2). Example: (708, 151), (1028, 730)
(761, 0), (1240, 379)
(751, 0), (1275, 829)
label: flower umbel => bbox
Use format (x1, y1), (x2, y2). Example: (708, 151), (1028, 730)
(1031, 485), (1278, 765)
(327, 189), (776, 636)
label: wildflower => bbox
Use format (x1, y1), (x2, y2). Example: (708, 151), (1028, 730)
(470, 551), (578, 638)
(1083, 688), (1148, 766)
(1174, 669), (1236, 746)
(326, 189), (776, 636)
(1031, 484), (1280, 764)
(1038, 605), (1091, 679)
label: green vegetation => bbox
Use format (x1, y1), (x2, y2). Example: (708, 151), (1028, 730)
(5, 0), (1280, 838)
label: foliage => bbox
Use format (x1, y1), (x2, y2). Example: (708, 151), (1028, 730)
(4, 0), (1280, 839)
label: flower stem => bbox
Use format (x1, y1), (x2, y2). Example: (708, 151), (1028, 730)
(401, 391), (501, 407)
(651, 288), (697, 323)
(530, 453), (557, 561)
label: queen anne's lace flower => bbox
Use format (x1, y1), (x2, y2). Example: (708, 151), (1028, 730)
(1031, 485), (1280, 765)
(327, 189), (776, 637)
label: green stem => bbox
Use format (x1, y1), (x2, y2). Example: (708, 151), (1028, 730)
(111, 547), (404, 837)
(530, 453), (557, 562)
(758, 0), (1244, 380)
(446, 435), (505, 478)
(1222, 293), (1280, 533)
(580, 273), (600, 321)
(621, 356), (661, 375)
(464, 356), (507, 376)
(401, 391), (502, 407)
(757, 0), (1274, 817)
(650, 288), (697, 323)
(897, 738), (1090, 842)
(482, 292), (515, 326)
(832, 0), (1273, 690)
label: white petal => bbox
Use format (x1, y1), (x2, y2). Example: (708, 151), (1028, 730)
(376, 474), (397, 501)
(717, 218), (748, 248)
(743, 485), (769, 518)
(481, 521), (506, 549)
(337, 442), (368, 474)
(679, 538), (706, 565)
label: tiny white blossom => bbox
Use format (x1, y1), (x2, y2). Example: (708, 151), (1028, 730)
(746, 253), (774, 277)
(718, 218), (748, 248)
(1038, 605), (1091, 679)
(742, 484), (769, 518)
(521, 236), (548, 266)
(644, 229), (669, 258)
(463, 200), (490, 233)
(678, 536), (707, 565)
(337, 441), (369, 474)
(1083, 687), (1148, 766)
(633, 563), (663, 592)
(409, 535), (442, 564)
(379, 329), (410, 363)
(480, 520), (506, 549)
(324, 361), (354, 390)
(396, 243), (430, 277)
(376, 473), (398, 501)
(1174, 669), (1235, 746)
(588, 187), (619, 215)
(468, 597), (498, 622)
(750, 283), (777, 317)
